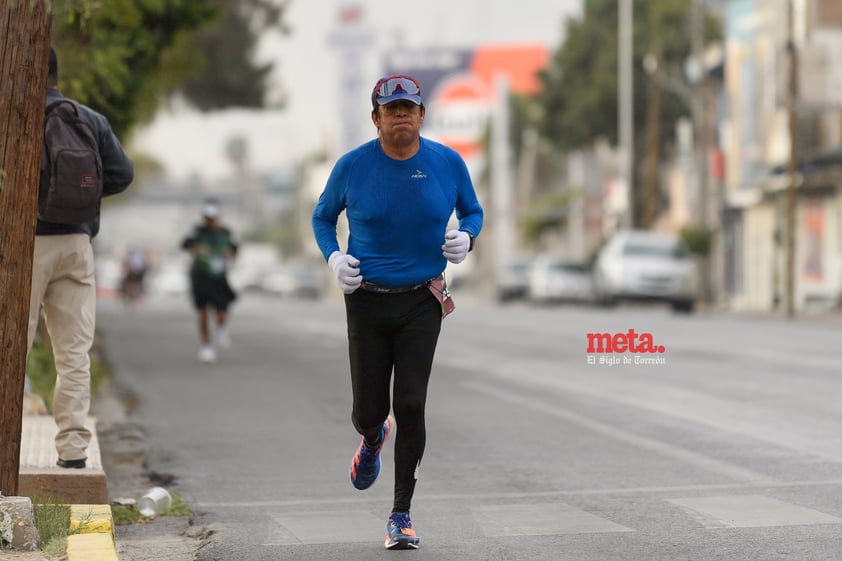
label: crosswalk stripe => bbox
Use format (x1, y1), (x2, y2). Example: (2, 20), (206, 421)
(668, 495), (842, 528)
(264, 510), (383, 545)
(471, 503), (633, 536)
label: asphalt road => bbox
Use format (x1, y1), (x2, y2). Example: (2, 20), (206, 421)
(97, 292), (842, 561)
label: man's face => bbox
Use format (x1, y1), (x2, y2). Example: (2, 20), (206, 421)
(372, 100), (425, 144)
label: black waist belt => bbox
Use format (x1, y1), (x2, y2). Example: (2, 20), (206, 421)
(360, 274), (442, 294)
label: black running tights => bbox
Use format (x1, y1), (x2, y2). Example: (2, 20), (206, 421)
(344, 287), (442, 513)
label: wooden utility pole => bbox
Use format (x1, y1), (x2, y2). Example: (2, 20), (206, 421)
(785, 0), (798, 318)
(642, 47), (662, 230)
(691, 0), (715, 305)
(0, 0), (52, 496)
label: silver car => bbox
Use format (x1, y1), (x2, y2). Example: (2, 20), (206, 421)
(593, 230), (699, 312)
(528, 257), (594, 303)
(497, 257), (534, 302)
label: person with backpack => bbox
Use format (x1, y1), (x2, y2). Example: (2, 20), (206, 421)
(26, 48), (134, 469)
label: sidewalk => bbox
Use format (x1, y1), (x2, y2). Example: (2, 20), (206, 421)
(11, 414), (119, 561)
(18, 415), (108, 504)
(12, 369), (205, 561)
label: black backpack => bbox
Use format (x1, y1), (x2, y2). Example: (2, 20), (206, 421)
(38, 100), (103, 224)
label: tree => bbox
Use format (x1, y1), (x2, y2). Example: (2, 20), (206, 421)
(0, 0), (51, 496)
(50, 0), (291, 136)
(51, 0), (219, 136)
(181, 0), (291, 111)
(536, 0), (721, 226)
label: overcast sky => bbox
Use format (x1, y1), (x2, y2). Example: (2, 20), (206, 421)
(132, 0), (582, 183)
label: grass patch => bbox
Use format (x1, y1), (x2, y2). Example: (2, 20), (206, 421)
(111, 492), (193, 526)
(167, 492), (192, 517)
(25, 496), (102, 557)
(26, 344), (58, 413)
(110, 503), (143, 526)
(31, 496), (71, 557)
(26, 339), (110, 413)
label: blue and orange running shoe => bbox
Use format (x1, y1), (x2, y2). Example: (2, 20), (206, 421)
(349, 416), (393, 490)
(385, 511), (420, 550)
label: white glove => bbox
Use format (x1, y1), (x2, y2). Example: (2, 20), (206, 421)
(442, 230), (471, 264)
(328, 251), (363, 294)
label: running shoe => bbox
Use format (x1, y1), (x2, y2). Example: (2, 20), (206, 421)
(198, 345), (217, 363)
(385, 511), (420, 550)
(349, 416), (393, 490)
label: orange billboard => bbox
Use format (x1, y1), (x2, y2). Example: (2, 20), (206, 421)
(384, 44), (549, 163)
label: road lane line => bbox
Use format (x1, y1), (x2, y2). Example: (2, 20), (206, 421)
(464, 381), (777, 485)
(441, 346), (842, 465)
(196, 478), (842, 509)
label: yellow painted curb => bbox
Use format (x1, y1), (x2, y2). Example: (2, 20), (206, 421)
(66, 532), (119, 561)
(70, 504), (114, 536)
(66, 504), (118, 561)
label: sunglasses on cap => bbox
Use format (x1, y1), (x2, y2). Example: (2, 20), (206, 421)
(371, 75), (422, 107)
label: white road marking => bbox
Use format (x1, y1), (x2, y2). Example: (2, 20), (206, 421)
(668, 495), (842, 528)
(464, 382), (776, 484)
(197, 479), (842, 509)
(471, 503), (633, 536)
(440, 348), (842, 465)
(264, 510), (383, 545)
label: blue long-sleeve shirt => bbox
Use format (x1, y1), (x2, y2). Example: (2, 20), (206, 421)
(312, 137), (484, 286)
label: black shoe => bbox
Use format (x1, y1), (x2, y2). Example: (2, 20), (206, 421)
(56, 458), (86, 469)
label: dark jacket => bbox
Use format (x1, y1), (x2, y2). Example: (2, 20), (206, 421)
(37, 88), (135, 238)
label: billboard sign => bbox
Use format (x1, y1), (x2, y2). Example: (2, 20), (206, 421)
(383, 44), (548, 166)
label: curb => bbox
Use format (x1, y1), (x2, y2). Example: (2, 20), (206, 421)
(67, 504), (118, 561)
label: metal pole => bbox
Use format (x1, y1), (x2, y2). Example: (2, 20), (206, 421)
(492, 75), (513, 288)
(785, 0), (798, 318)
(619, 0), (634, 229)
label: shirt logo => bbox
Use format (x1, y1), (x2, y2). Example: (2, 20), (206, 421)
(411, 169), (427, 179)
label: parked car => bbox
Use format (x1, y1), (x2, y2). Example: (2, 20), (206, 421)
(149, 263), (189, 296)
(262, 261), (327, 299)
(497, 257), (534, 302)
(592, 230), (699, 312)
(228, 242), (282, 293)
(528, 257), (594, 303)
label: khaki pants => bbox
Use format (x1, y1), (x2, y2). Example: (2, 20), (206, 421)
(27, 234), (95, 462)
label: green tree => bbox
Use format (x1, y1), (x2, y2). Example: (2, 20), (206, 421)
(539, 0), (716, 150)
(50, 0), (290, 136)
(535, 0), (721, 225)
(52, 0), (218, 136)
(181, 0), (290, 111)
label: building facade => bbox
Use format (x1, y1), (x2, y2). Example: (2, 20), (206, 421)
(721, 0), (842, 313)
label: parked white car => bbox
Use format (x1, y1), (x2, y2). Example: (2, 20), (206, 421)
(262, 261), (327, 299)
(497, 257), (534, 302)
(592, 230), (699, 312)
(528, 257), (594, 303)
